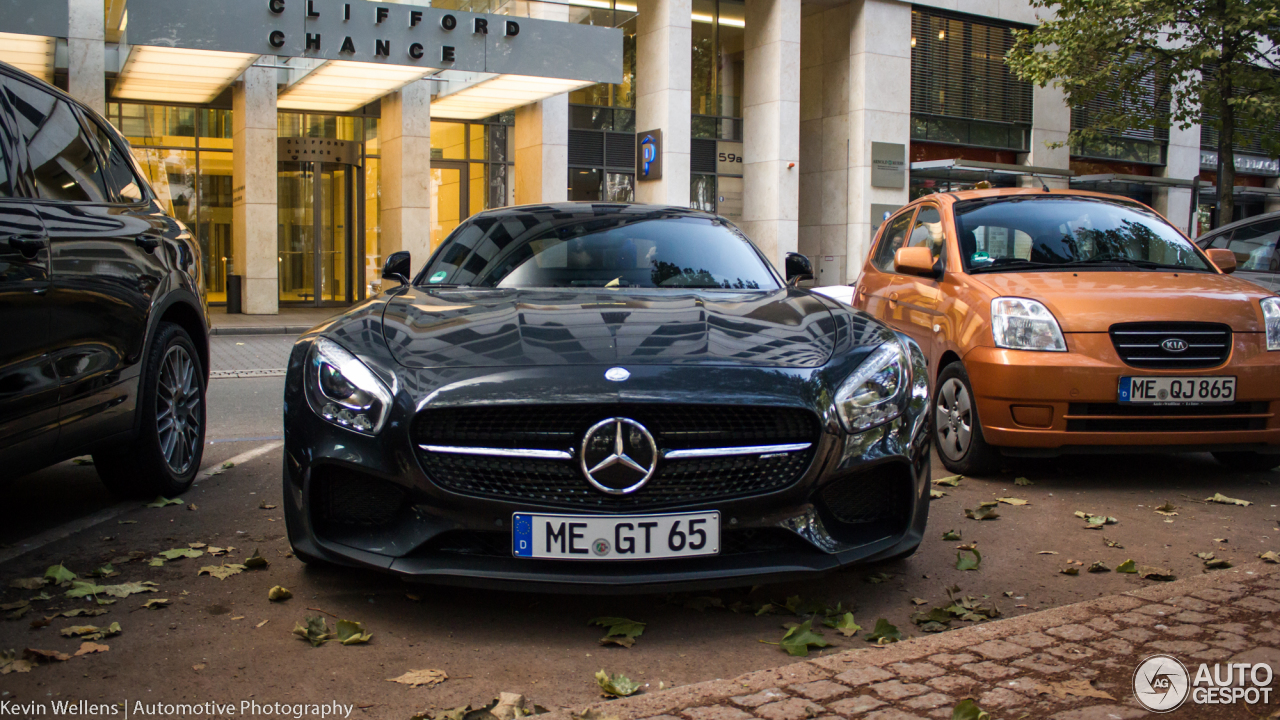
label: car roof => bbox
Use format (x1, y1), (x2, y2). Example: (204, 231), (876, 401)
(470, 202), (724, 223)
(908, 187), (1157, 206)
(1198, 209), (1280, 239)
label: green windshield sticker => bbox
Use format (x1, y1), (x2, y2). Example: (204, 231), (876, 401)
(429, 271), (448, 283)
(971, 251), (991, 263)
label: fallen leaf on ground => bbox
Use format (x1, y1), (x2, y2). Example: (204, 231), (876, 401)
(141, 599), (169, 610)
(45, 564), (76, 584)
(243, 549), (269, 569)
(595, 670), (642, 697)
(0, 650), (32, 675)
(1205, 493), (1252, 507)
(1215, 538), (1228, 543)
(60, 609), (108, 619)
(0, 601), (28, 612)
(934, 475), (963, 487)
(199, 564), (247, 580)
(1074, 511), (1117, 528)
(956, 548), (982, 571)
(866, 572), (894, 584)
(1103, 537), (1124, 549)
(778, 619), (830, 656)
(258, 501), (277, 510)
(89, 564), (117, 578)
(1087, 561), (1110, 573)
(65, 581), (107, 599)
(1060, 567), (1079, 576)
(1139, 566), (1175, 581)
(192, 663), (206, 671)
(1034, 678), (1114, 701)
(1116, 559), (1137, 573)
(590, 617), (646, 648)
(74, 642), (108, 656)
(71, 457), (94, 466)
(148, 558), (164, 567)
(256, 620), (269, 628)
(942, 530), (961, 541)
(1204, 558), (1232, 569)
(269, 586), (292, 602)
(823, 612), (861, 637)
(292, 616), (333, 646)
(335, 619), (372, 645)
(1037, 551), (1059, 555)
(387, 669), (448, 688)
(159, 548), (204, 560)
(911, 597), (929, 606)
(9, 577), (46, 590)
(1154, 501), (1179, 517)
(144, 496), (183, 508)
(930, 489), (947, 499)
(23, 648), (70, 663)
(996, 497), (1028, 506)
(1260, 551), (1279, 563)
(117, 520), (136, 525)
(59, 622), (121, 641)
(102, 582), (158, 598)
(864, 618), (902, 645)
(965, 506), (999, 521)
(1014, 477), (1033, 486)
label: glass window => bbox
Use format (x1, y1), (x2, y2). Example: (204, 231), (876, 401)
(906, 206), (944, 263)
(199, 109), (233, 150)
(4, 80), (110, 203)
(432, 122), (466, 160)
(364, 157), (381, 298)
(199, 156), (233, 302)
(605, 173), (634, 203)
(954, 197), (1210, 273)
(469, 162), (485, 216)
(690, 174), (715, 212)
(871, 211), (918, 272)
(90, 119), (145, 202)
(116, 104), (196, 148)
(1211, 219), (1280, 273)
(422, 214), (780, 290)
(130, 147), (197, 225)
(569, 168), (602, 201)
(0, 81), (21, 197)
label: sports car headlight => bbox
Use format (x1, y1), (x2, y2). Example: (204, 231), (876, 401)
(1263, 297), (1280, 351)
(305, 337), (393, 435)
(835, 341), (910, 433)
(991, 297), (1067, 352)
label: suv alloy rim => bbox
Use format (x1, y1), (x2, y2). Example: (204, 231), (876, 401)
(936, 377), (973, 461)
(156, 345), (201, 474)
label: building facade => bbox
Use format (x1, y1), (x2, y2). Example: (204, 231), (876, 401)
(2, 0), (1276, 314)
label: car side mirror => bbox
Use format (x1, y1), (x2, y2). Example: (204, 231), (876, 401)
(785, 252), (813, 286)
(382, 251), (412, 286)
(894, 246), (939, 278)
(1205, 248), (1237, 274)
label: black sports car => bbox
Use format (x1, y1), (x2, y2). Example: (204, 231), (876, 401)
(282, 204), (931, 591)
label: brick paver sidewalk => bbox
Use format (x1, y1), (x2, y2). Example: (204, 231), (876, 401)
(561, 562), (1280, 719)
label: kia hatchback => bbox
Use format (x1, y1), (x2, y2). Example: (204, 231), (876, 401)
(842, 189), (1280, 474)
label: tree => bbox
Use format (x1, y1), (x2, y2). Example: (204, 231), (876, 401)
(1006, 0), (1280, 227)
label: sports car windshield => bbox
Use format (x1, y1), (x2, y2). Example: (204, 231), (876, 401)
(953, 197), (1210, 273)
(418, 214), (781, 290)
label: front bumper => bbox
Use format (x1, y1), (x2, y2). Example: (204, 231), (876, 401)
(964, 332), (1280, 454)
(282, 344), (932, 592)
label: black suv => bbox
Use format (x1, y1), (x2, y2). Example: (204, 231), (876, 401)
(0, 62), (209, 497)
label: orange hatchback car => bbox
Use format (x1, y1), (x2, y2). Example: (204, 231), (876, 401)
(842, 189), (1280, 475)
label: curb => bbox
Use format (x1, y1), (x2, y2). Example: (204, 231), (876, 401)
(210, 325), (316, 336)
(549, 561), (1280, 720)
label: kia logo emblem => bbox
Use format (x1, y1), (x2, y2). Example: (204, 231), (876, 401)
(1161, 338), (1188, 353)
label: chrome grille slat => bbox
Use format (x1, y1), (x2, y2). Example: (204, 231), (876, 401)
(1109, 322), (1231, 370)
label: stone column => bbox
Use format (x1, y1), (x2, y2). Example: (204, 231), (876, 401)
(380, 80), (433, 288)
(1157, 120), (1201, 235)
(514, 96), (569, 204)
(798, 5), (850, 284)
(231, 67), (278, 315)
(67, 0), (104, 115)
(1019, 84), (1071, 189)
(845, 0), (911, 276)
(634, 0), (691, 206)
(742, 0), (801, 270)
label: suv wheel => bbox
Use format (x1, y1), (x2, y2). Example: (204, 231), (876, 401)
(95, 323), (205, 498)
(934, 362), (1000, 476)
(1212, 451), (1280, 472)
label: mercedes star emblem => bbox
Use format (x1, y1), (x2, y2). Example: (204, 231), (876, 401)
(605, 367), (631, 382)
(580, 417), (658, 495)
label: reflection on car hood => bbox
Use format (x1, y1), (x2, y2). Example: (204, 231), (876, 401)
(970, 271), (1271, 332)
(380, 287), (840, 368)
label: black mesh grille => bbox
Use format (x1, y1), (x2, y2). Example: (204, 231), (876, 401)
(691, 138), (717, 174)
(423, 527), (816, 558)
(412, 404), (820, 510)
(818, 466), (913, 526)
(568, 130), (604, 166)
(1066, 402), (1269, 433)
(1109, 322), (1232, 369)
(605, 132), (636, 169)
(311, 466), (406, 527)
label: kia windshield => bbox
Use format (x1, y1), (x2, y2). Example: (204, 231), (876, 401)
(953, 196), (1210, 274)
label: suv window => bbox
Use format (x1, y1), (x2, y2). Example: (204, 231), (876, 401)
(88, 118), (144, 202)
(871, 210), (917, 272)
(1, 78), (109, 203)
(1209, 219), (1280, 273)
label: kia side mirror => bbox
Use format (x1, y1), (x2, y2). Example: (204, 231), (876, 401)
(894, 246), (939, 278)
(785, 252), (813, 286)
(382, 251), (412, 286)
(1205, 248), (1237, 274)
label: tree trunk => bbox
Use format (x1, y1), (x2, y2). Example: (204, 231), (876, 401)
(1218, 84), (1236, 227)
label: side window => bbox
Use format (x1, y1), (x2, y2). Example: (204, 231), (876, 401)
(89, 119), (144, 202)
(1, 78), (109, 203)
(1227, 220), (1280, 273)
(906, 205), (944, 264)
(0, 84), (17, 198)
(871, 210), (917, 273)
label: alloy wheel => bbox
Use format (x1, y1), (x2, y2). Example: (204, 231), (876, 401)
(935, 377), (973, 461)
(156, 345), (202, 475)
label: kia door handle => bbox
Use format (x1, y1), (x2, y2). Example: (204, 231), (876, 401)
(4, 233), (47, 257)
(135, 232), (163, 252)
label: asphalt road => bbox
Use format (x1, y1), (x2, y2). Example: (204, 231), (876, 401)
(1, 365), (1277, 717)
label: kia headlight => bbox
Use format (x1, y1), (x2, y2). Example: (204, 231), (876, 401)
(835, 341), (910, 433)
(305, 337), (393, 435)
(991, 297), (1067, 352)
(1263, 297), (1280, 351)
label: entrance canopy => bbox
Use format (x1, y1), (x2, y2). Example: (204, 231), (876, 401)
(910, 158), (1076, 184)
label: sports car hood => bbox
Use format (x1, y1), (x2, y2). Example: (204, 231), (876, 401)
(969, 271), (1273, 333)
(380, 287), (840, 369)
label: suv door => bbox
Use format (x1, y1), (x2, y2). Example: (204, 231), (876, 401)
(0, 74), (59, 474)
(1203, 218), (1280, 292)
(5, 74), (167, 453)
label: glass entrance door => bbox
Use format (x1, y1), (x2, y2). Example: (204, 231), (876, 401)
(431, 162), (469, 249)
(278, 161), (359, 306)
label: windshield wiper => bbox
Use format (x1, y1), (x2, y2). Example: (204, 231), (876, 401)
(968, 259), (1083, 274)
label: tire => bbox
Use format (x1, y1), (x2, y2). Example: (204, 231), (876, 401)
(933, 362), (1000, 476)
(95, 322), (206, 498)
(1212, 451), (1280, 472)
